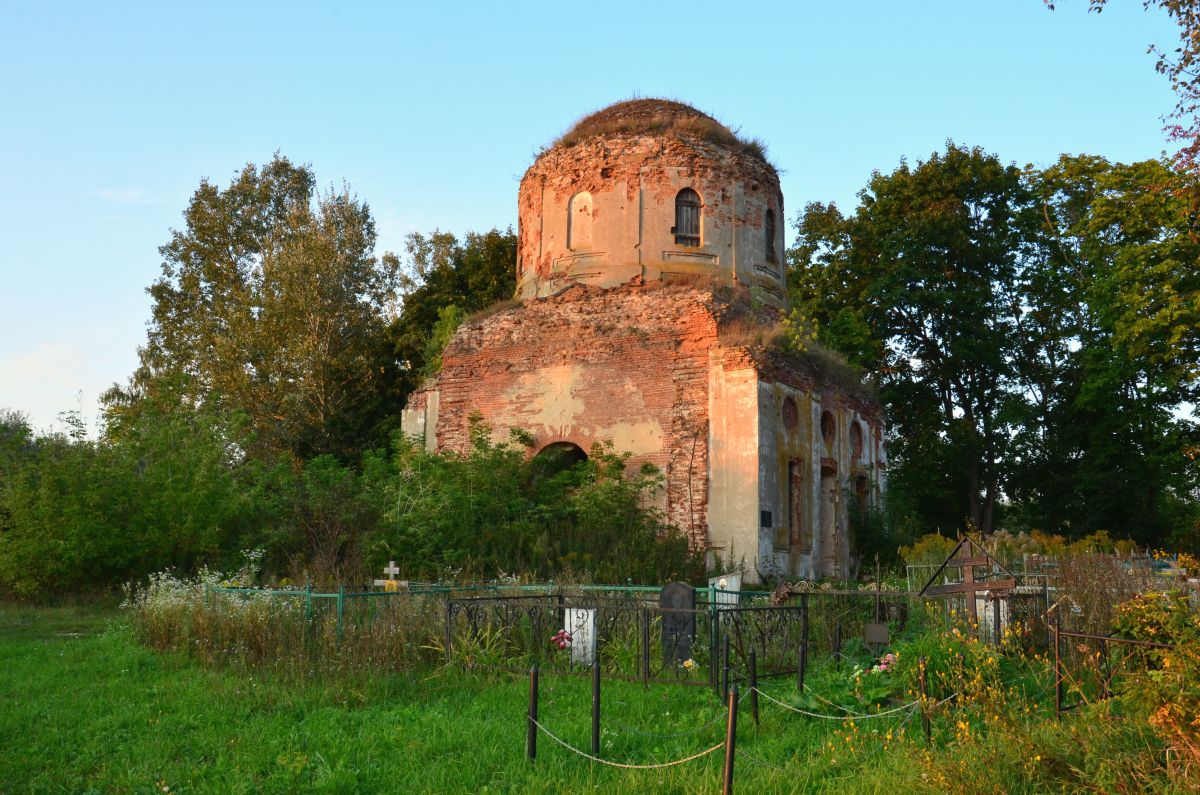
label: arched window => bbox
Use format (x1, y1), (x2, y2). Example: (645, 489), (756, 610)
(568, 192), (593, 249)
(765, 208), (778, 264)
(673, 188), (701, 246)
(821, 411), (836, 445)
(850, 422), (864, 461)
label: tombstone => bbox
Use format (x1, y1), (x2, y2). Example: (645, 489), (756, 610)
(564, 607), (596, 665)
(660, 582), (696, 664)
(708, 572), (742, 611)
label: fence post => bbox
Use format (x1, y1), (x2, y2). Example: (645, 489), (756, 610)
(993, 595), (1001, 647)
(1053, 619), (1062, 720)
(444, 597), (453, 666)
(918, 655), (931, 744)
(1042, 578), (1051, 649)
(722, 634), (730, 701)
(304, 584), (313, 623)
(833, 622), (842, 671)
(592, 659), (601, 756)
(710, 604), (719, 693)
(797, 639), (808, 692)
(527, 662), (539, 762)
(640, 607), (650, 686)
(749, 648), (759, 726)
(722, 683), (739, 795)
(336, 585), (345, 644)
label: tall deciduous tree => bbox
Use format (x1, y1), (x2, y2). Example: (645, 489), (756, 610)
(389, 228), (517, 394)
(790, 145), (1200, 546)
(106, 156), (401, 462)
(791, 143), (1032, 534)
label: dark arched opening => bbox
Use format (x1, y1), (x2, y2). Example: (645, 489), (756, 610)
(532, 441), (589, 480)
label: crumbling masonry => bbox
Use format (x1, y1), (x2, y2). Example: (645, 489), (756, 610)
(402, 100), (886, 582)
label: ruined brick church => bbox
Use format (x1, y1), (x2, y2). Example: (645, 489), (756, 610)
(402, 99), (886, 583)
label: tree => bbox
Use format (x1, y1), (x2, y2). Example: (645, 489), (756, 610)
(791, 143), (1034, 534)
(790, 146), (1200, 545)
(389, 228), (517, 394)
(106, 155), (402, 463)
(1011, 154), (1200, 544)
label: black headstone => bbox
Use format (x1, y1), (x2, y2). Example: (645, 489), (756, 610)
(659, 582), (696, 664)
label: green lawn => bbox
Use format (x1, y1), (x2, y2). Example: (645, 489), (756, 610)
(2, 605), (1185, 794)
(0, 605), (934, 794)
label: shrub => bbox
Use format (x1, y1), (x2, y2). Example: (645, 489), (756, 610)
(1112, 590), (1200, 777)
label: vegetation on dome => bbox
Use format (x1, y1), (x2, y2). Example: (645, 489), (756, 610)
(551, 98), (771, 164)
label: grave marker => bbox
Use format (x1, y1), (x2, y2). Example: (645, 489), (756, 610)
(564, 608), (596, 665)
(373, 560), (408, 592)
(709, 572), (742, 611)
(660, 582), (696, 664)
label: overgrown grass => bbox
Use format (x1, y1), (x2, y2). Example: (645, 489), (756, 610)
(4, 598), (1195, 793)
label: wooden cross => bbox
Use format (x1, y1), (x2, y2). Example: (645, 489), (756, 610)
(373, 561), (407, 592)
(918, 536), (1015, 624)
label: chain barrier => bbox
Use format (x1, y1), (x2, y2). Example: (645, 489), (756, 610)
(530, 717), (725, 769)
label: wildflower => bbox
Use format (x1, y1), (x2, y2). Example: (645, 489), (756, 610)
(550, 629), (572, 650)
(682, 658), (696, 671)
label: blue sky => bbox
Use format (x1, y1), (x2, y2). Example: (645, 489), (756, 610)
(0, 0), (1180, 434)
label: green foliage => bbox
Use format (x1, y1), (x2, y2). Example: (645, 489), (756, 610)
(899, 533), (958, 567)
(107, 155), (402, 463)
(1113, 590), (1200, 767)
(370, 419), (702, 584)
(419, 304), (466, 379)
(790, 146), (1200, 546)
(390, 228), (517, 395)
(0, 390), (253, 597)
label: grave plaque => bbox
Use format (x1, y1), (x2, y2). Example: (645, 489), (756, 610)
(708, 572), (742, 611)
(864, 623), (890, 645)
(660, 582), (696, 664)
(564, 608), (596, 666)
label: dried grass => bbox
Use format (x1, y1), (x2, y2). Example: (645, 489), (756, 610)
(552, 99), (770, 164)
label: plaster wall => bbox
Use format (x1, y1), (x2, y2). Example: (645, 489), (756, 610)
(517, 136), (785, 307)
(706, 352), (761, 574)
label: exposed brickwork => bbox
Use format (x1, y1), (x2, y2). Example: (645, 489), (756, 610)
(432, 282), (721, 548)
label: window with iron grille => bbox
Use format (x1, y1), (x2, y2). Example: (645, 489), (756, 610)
(765, 208), (778, 264)
(673, 188), (701, 246)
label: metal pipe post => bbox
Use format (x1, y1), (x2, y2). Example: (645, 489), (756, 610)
(749, 648), (759, 726)
(722, 684), (739, 795)
(919, 655), (931, 744)
(527, 663), (539, 761)
(592, 659), (601, 756)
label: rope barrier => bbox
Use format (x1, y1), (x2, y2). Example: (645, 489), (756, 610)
(530, 717), (726, 769)
(606, 691), (746, 739)
(753, 687), (921, 721)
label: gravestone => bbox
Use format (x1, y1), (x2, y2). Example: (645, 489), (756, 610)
(660, 582), (696, 664)
(564, 608), (596, 665)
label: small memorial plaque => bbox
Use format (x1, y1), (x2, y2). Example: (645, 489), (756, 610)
(660, 582), (696, 664)
(564, 608), (596, 666)
(708, 572), (742, 611)
(864, 623), (890, 645)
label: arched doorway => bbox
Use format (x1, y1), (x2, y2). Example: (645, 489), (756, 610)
(531, 441), (588, 479)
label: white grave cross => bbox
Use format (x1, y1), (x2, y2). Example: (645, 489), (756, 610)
(373, 560), (407, 592)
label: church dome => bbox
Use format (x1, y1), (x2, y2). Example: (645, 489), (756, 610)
(552, 99), (769, 163)
(517, 99), (786, 306)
